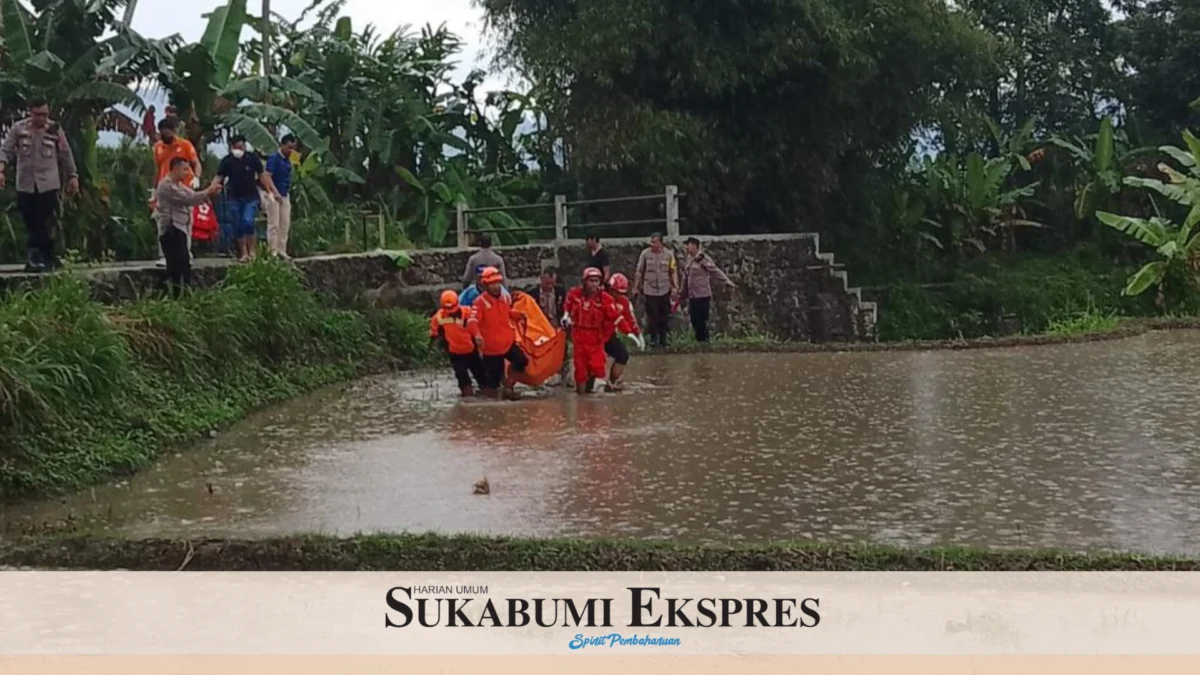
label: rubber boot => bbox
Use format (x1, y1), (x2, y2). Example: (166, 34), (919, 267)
(585, 377), (596, 394)
(460, 385), (475, 398)
(502, 386), (521, 401)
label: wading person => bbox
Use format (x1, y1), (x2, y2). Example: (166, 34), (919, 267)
(633, 233), (678, 347)
(0, 99), (79, 273)
(468, 267), (529, 400)
(528, 266), (569, 385)
(152, 117), (201, 267)
(461, 233), (507, 287)
(563, 267), (627, 395)
(430, 290), (485, 397)
(680, 237), (736, 343)
(603, 273), (644, 391)
(156, 158), (222, 295)
(217, 136), (273, 263)
(460, 263), (511, 308)
(263, 134), (295, 259)
(585, 236), (611, 283)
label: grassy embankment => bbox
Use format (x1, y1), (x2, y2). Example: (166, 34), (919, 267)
(0, 532), (1195, 570)
(0, 259), (434, 502)
(872, 248), (1200, 341)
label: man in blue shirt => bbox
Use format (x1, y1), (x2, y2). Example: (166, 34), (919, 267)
(459, 264), (510, 307)
(263, 134), (296, 259)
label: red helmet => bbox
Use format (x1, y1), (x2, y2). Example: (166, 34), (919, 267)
(439, 290), (459, 309)
(609, 273), (629, 293)
(582, 267), (603, 281)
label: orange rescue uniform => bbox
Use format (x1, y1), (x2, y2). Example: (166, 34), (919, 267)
(468, 291), (521, 355)
(429, 307), (475, 355)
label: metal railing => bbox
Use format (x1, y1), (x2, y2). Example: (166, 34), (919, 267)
(455, 185), (683, 248)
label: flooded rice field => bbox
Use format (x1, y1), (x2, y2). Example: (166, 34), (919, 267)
(4, 331), (1200, 554)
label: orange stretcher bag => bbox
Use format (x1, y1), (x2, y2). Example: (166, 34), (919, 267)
(507, 291), (567, 387)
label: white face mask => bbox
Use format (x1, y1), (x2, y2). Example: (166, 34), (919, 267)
(231, 148), (245, 158)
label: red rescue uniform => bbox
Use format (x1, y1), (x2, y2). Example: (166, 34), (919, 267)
(565, 287), (624, 385)
(608, 294), (641, 340)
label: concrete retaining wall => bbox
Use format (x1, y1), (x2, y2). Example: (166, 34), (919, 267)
(0, 234), (877, 342)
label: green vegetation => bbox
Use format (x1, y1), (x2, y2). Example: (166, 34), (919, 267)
(0, 259), (434, 500)
(2, 0), (1200, 322)
(1, 532), (1197, 571)
(1097, 130), (1200, 301)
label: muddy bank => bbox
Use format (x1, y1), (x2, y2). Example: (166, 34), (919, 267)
(1, 534), (1197, 571)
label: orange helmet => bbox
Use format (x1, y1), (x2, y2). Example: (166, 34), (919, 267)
(609, 273), (629, 293)
(582, 267), (603, 281)
(439, 290), (459, 309)
(480, 266), (503, 285)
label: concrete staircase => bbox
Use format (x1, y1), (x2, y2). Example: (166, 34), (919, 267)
(811, 233), (878, 341)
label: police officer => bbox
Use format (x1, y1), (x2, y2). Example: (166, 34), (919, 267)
(0, 99), (79, 272)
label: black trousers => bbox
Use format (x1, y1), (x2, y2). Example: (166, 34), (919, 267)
(480, 344), (529, 389)
(159, 227), (192, 295)
(644, 293), (671, 345)
(689, 297), (712, 342)
(17, 189), (59, 265)
(604, 334), (630, 365)
(449, 352), (485, 390)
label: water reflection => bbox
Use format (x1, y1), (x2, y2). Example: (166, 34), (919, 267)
(4, 332), (1200, 554)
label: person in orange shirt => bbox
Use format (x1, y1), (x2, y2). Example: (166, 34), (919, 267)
(467, 267), (529, 400)
(429, 290), (485, 397)
(151, 117), (201, 267)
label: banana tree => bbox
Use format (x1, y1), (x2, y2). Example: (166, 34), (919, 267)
(0, 0), (173, 183)
(157, 0), (326, 154)
(920, 152), (1043, 254)
(1097, 130), (1200, 299)
(1050, 116), (1157, 220)
(985, 117), (1039, 172)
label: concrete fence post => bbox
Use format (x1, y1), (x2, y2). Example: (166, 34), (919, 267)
(456, 202), (468, 248)
(665, 185), (680, 240)
(377, 214), (386, 250)
(554, 194), (568, 242)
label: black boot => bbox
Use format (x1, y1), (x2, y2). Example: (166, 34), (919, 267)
(24, 248), (44, 274)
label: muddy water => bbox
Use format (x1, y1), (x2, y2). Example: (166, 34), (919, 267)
(5, 332), (1200, 554)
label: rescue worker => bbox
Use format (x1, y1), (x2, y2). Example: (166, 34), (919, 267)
(459, 263), (511, 308)
(0, 99), (79, 273)
(429, 290), (486, 397)
(603, 273), (645, 391)
(528, 266), (569, 386)
(468, 266), (529, 400)
(563, 267), (627, 395)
